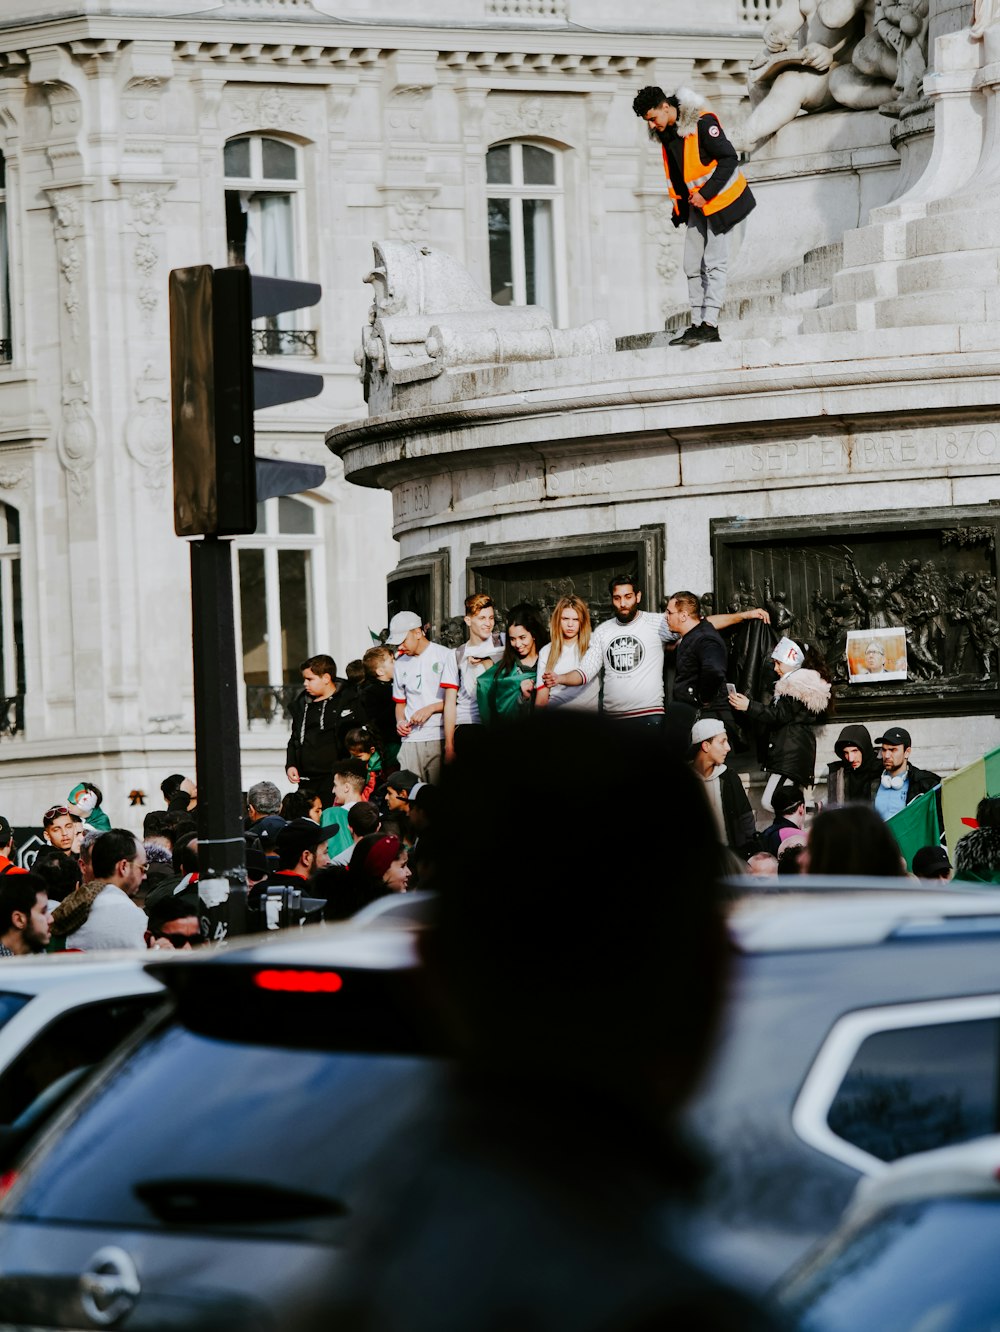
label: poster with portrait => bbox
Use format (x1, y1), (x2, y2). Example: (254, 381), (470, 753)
(846, 627), (908, 683)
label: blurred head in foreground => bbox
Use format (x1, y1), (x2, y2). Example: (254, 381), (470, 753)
(422, 711), (731, 1121)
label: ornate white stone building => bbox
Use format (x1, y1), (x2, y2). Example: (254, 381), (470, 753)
(0, 0), (763, 823)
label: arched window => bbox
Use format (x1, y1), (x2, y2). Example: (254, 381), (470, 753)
(224, 135), (314, 355)
(0, 502), (24, 735)
(0, 152), (10, 363)
(486, 141), (565, 323)
(236, 495), (326, 726)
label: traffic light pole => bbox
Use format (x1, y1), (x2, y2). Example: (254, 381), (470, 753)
(190, 534), (248, 940)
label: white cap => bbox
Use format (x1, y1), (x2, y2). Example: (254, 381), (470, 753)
(691, 718), (727, 746)
(386, 611), (423, 645)
(771, 636), (804, 669)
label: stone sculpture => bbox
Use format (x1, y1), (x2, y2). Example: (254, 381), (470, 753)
(355, 240), (614, 414)
(736, 0), (929, 148)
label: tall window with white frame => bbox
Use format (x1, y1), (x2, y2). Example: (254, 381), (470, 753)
(486, 141), (564, 324)
(236, 496), (325, 726)
(0, 152), (11, 363)
(0, 503), (25, 736)
(223, 134), (315, 357)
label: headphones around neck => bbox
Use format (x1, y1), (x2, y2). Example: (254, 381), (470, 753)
(881, 771), (907, 790)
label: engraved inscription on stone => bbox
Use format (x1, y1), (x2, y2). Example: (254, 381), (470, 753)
(689, 426), (1000, 486)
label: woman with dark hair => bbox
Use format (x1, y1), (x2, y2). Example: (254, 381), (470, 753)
(476, 603), (549, 724)
(803, 805), (906, 877)
(954, 797), (1000, 884)
(731, 636), (832, 811)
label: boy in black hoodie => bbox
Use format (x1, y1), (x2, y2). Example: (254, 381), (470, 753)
(285, 654), (345, 806)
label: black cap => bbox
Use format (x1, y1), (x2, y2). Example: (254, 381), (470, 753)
(912, 845), (951, 877)
(276, 817), (331, 859)
(875, 727), (911, 748)
(386, 769), (419, 795)
(773, 786), (805, 816)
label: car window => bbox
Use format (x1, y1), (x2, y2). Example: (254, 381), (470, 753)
(0, 992), (31, 1036)
(0, 995), (165, 1125)
(826, 1018), (999, 1162)
(780, 1198), (1000, 1332)
(12, 1017), (439, 1240)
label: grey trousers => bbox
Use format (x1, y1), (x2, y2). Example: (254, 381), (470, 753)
(684, 211), (729, 325)
(397, 737), (444, 785)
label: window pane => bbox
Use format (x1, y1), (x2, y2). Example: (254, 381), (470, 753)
(826, 1018), (1000, 1162)
(522, 144), (555, 186)
(0, 152), (5, 189)
(278, 497), (315, 535)
(239, 549), (269, 687)
(522, 198), (555, 311)
(223, 137), (251, 179)
(261, 138), (297, 181)
(225, 191), (248, 268)
(3, 502), (17, 546)
(256, 500), (268, 533)
(12, 556), (24, 693)
(278, 550), (309, 684)
(486, 145), (511, 185)
(488, 198), (513, 306)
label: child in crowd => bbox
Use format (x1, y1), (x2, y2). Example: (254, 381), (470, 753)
(345, 725), (386, 800)
(360, 645), (401, 764)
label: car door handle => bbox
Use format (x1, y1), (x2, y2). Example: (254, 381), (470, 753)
(79, 1246), (141, 1326)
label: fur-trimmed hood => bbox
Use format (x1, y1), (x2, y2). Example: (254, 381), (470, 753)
(955, 825), (1000, 877)
(773, 667), (831, 715)
(673, 87), (709, 137)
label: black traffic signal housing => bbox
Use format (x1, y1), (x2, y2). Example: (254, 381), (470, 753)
(169, 264), (323, 538)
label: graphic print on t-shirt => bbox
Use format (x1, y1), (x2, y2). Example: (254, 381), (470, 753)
(606, 633), (645, 673)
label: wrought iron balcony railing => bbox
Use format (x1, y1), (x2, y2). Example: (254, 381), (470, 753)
(246, 683), (301, 726)
(1, 694), (24, 737)
(251, 329), (317, 357)
(0, 339), (12, 363)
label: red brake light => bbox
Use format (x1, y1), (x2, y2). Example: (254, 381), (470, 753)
(0, 1169), (17, 1199)
(253, 969), (344, 994)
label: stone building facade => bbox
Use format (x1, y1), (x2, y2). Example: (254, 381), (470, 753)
(0, 0), (762, 823)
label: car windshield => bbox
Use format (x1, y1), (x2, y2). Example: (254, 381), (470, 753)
(11, 1015), (439, 1241)
(779, 1197), (1000, 1332)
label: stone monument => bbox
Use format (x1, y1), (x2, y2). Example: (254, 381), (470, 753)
(331, 0), (1000, 782)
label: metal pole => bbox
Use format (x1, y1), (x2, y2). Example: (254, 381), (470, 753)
(190, 534), (248, 940)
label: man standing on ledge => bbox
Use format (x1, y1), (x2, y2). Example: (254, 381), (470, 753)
(633, 85), (755, 347)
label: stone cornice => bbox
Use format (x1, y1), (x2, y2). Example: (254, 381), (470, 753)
(0, 19), (758, 69)
(329, 332), (1000, 491)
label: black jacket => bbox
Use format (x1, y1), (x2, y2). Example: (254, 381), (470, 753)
(744, 668), (831, 788)
(673, 620), (729, 712)
(658, 109), (756, 236)
(954, 826), (1000, 884)
(285, 683), (347, 777)
(869, 762), (941, 807)
(719, 764), (759, 855)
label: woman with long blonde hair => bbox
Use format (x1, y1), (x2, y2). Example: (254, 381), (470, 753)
(535, 594), (600, 711)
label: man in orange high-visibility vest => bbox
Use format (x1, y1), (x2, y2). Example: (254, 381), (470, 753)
(633, 85), (756, 347)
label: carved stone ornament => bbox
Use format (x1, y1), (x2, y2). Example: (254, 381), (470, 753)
(387, 192), (431, 242)
(489, 95), (567, 137)
(57, 370), (98, 502)
(49, 189), (85, 342)
(124, 364), (170, 490)
(647, 198), (684, 283)
(229, 87), (306, 130)
(0, 464), (29, 490)
(126, 186), (170, 331)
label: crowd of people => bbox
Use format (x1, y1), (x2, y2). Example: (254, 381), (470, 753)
(3, 573), (996, 959)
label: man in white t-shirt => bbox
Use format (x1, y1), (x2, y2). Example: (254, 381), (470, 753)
(389, 611), (458, 784)
(444, 592), (504, 761)
(548, 575), (767, 729)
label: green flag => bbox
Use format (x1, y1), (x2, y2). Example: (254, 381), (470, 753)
(887, 786), (941, 872)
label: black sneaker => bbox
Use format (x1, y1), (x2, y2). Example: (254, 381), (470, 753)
(691, 323), (721, 344)
(668, 324), (702, 346)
